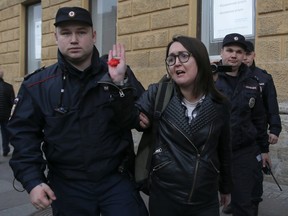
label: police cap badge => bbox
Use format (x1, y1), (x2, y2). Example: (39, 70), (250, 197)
(54, 7), (93, 27)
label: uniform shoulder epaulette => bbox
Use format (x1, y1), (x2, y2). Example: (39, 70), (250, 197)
(24, 66), (46, 80)
(261, 69), (268, 74)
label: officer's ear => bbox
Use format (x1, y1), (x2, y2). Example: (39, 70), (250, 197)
(55, 33), (58, 43)
(54, 28), (59, 43)
(92, 30), (96, 43)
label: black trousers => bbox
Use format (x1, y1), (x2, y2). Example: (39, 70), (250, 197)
(48, 172), (148, 216)
(231, 146), (259, 216)
(0, 121), (10, 154)
(149, 183), (220, 216)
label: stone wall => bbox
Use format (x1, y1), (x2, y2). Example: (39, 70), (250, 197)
(257, 0), (288, 102)
(0, 1), (21, 89)
(256, 1), (288, 185)
(117, 0), (197, 88)
(268, 104), (288, 185)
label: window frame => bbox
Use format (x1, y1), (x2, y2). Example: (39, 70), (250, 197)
(26, 2), (42, 74)
(200, 0), (256, 61)
(91, 0), (117, 56)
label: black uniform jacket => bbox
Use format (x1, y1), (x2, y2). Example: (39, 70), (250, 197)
(8, 47), (142, 193)
(135, 83), (232, 205)
(214, 64), (269, 153)
(250, 63), (282, 136)
(0, 78), (15, 121)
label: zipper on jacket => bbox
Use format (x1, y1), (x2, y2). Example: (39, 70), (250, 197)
(188, 153), (200, 201)
(98, 81), (133, 97)
(118, 89), (125, 97)
(210, 160), (220, 174)
(165, 118), (201, 202)
(152, 161), (172, 172)
(164, 118), (215, 202)
(202, 123), (213, 153)
(153, 147), (162, 155)
(187, 123), (214, 201)
(165, 118), (199, 153)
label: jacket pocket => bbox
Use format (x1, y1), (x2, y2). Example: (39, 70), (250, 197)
(152, 160), (172, 172)
(151, 143), (173, 177)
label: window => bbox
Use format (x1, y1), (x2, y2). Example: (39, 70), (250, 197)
(91, 0), (117, 56)
(26, 3), (42, 74)
(201, 0), (255, 60)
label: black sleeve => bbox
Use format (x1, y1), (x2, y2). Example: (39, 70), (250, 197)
(218, 100), (232, 194)
(8, 85), (47, 193)
(252, 87), (269, 153)
(262, 74), (282, 136)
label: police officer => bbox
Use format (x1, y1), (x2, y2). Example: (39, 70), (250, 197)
(243, 41), (282, 144)
(243, 40), (282, 215)
(8, 7), (148, 216)
(214, 33), (269, 216)
(0, 68), (15, 156)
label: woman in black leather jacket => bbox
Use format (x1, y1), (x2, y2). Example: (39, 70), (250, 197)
(135, 36), (232, 216)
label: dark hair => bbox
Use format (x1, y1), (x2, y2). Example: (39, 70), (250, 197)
(166, 35), (225, 102)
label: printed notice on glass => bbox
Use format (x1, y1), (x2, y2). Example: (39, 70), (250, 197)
(212, 0), (254, 41)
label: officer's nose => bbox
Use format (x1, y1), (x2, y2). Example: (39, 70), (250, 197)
(71, 33), (79, 43)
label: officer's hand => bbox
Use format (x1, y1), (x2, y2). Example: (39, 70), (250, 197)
(108, 43), (127, 84)
(268, 133), (278, 144)
(220, 193), (231, 208)
(261, 153), (271, 168)
(139, 112), (150, 129)
(30, 183), (56, 210)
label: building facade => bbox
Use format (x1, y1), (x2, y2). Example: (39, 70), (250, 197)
(0, 0), (288, 184)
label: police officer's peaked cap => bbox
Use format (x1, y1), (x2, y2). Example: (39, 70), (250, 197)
(54, 7), (93, 27)
(222, 33), (247, 49)
(245, 41), (255, 53)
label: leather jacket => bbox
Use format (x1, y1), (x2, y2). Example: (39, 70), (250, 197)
(136, 83), (232, 205)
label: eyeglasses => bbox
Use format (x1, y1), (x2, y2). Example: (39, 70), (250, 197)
(165, 51), (192, 66)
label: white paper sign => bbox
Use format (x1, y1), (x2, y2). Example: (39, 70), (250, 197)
(212, 0), (254, 41)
